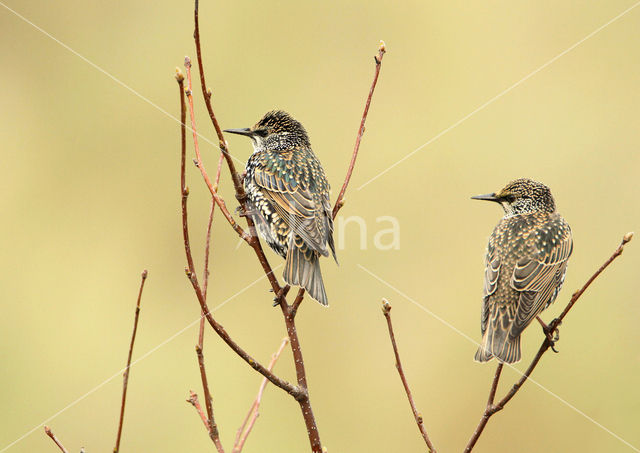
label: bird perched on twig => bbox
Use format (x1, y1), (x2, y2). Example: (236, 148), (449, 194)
(472, 178), (573, 363)
(225, 111), (336, 306)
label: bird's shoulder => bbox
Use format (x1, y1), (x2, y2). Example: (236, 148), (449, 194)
(251, 147), (329, 194)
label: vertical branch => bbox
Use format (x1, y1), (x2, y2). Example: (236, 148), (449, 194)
(193, 0), (244, 194)
(44, 426), (69, 453)
(195, 152), (225, 447)
(187, 391), (216, 439)
(113, 269), (148, 453)
(233, 338), (289, 453)
(464, 232), (634, 452)
(188, 4), (387, 451)
(382, 299), (437, 452)
(332, 41), (386, 218)
(176, 68), (300, 397)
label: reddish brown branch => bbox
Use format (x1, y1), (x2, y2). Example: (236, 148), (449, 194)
(44, 426), (69, 453)
(195, 152), (225, 448)
(382, 299), (437, 452)
(187, 391), (216, 439)
(332, 41), (386, 219)
(193, 0), (244, 196)
(464, 232), (634, 452)
(184, 56), (281, 295)
(113, 269), (148, 453)
(186, 5), (386, 450)
(233, 338), (289, 453)
(177, 70), (301, 399)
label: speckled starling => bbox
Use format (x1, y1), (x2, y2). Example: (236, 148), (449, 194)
(472, 178), (573, 363)
(225, 111), (336, 306)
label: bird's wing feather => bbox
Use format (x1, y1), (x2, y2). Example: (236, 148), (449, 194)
(510, 226), (573, 337)
(481, 241), (501, 335)
(254, 166), (328, 256)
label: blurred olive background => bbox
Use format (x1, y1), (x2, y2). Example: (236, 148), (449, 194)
(1, 0), (639, 452)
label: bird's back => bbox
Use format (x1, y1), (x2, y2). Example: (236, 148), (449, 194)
(478, 211), (572, 363)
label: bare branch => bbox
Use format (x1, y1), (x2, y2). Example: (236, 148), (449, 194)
(187, 391), (216, 439)
(464, 232), (634, 452)
(332, 41), (386, 219)
(195, 149), (226, 448)
(186, 4), (387, 450)
(234, 338), (289, 453)
(176, 69), (302, 399)
(382, 299), (437, 452)
(44, 426), (69, 453)
(114, 269), (148, 453)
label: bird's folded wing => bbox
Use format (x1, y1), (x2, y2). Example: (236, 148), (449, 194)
(254, 167), (328, 256)
(481, 242), (501, 334)
(510, 230), (573, 337)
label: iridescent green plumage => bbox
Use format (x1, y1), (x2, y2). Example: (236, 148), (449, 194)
(226, 111), (336, 305)
(473, 179), (573, 363)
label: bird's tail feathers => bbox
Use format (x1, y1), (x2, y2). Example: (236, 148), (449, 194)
(284, 244), (328, 306)
(475, 326), (521, 364)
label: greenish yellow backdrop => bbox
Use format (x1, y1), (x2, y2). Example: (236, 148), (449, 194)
(1, 1), (639, 452)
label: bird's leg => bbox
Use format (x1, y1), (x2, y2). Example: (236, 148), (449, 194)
(236, 205), (258, 218)
(273, 285), (290, 307)
(536, 316), (562, 352)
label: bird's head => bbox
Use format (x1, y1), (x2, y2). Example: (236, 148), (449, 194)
(224, 110), (310, 153)
(472, 178), (556, 216)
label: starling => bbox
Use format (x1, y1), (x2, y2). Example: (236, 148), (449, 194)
(225, 111), (336, 306)
(472, 178), (573, 363)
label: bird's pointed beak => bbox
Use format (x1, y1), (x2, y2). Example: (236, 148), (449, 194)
(471, 193), (500, 202)
(223, 127), (253, 137)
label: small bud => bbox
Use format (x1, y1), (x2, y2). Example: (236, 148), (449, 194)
(175, 68), (184, 82)
(184, 56), (192, 68)
(206, 88), (212, 97)
(382, 298), (392, 314)
(379, 40), (386, 52)
(141, 269), (148, 279)
(623, 232), (634, 244)
(184, 186), (190, 196)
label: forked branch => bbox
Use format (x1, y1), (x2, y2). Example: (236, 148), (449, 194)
(183, 3), (386, 450)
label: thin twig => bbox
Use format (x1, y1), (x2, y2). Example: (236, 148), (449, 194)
(113, 269), (148, 453)
(193, 0), (244, 195)
(382, 299), (436, 452)
(187, 391), (213, 436)
(44, 426), (69, 453)
(332, 41), (386, 219)
(464, 232), (634, 452)
(289, 42), (387, 320)
(233, 338), (289, 453)
(177, 69), (301, 399)
(184, 56), (281, 294)
(195, 152), (225, 448)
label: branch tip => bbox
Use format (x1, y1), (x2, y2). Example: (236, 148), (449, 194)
(175, 68), (185, 82)
(184, 56), (192, 68)
(379, 40), (386, 52)
(623, 231), (634, 244)
(141, 269), (148, 279)
(382, 298), (391, 314)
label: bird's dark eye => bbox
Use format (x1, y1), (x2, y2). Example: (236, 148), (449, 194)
(254, 129), (268, 137)
(504, 194), (516, 203)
